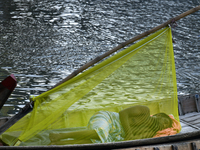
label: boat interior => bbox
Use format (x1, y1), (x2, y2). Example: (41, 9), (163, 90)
(116, 94), (200, 150)
(0, 94), (200, 150)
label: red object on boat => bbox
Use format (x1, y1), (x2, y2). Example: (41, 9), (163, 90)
(1, 74), (17, 91)
(0, 74), (17, 110)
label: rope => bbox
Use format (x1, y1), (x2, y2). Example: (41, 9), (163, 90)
(169, 19), (178, 43)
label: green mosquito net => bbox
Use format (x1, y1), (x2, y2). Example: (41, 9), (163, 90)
(0, 27), (181, 146)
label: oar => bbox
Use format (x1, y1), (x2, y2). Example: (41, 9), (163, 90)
(0, 74), (17, 110)
(0, 5), (200, 135)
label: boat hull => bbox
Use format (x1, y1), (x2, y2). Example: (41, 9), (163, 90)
(0, 93), (200, 149)
(0, 130), (199, 149)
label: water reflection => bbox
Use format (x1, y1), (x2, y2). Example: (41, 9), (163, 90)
(0, 0), (200, 116)
(0, 0), (15, 22)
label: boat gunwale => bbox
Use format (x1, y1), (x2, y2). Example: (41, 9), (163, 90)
(0, 129), (200, 149)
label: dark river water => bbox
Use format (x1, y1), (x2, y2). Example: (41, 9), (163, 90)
(0, 0), (200, 116)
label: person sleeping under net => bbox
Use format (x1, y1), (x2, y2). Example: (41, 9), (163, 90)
(49, 105), (173, 145)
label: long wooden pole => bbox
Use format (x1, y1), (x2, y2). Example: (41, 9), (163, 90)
(52, 5), (200, 89)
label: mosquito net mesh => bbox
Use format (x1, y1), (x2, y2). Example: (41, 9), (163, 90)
(0, 27), (181, 146)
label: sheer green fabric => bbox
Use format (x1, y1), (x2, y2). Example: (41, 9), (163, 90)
(1, 27), (180, 146)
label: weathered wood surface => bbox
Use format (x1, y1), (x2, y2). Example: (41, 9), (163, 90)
(118, 141), (199, 150)
(178, 94), (200, 115)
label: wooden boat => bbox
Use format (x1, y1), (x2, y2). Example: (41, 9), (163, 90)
(0, 5), (200, 150)
(0, 95), (200, 150)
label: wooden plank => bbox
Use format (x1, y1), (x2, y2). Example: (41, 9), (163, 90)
(175, 143), (192, 150)
(180, 127), (198, 133)
(194, 141), (200, 150)
(0, 117), (10, 127)
(180, 119), (200, 131)
(117, 143), (192, 150)
(178, 93), (200, 115)
(178, 99), (184, 115)
(115, 140), (200, 150)
(193, 123), (200, 128)
(179, 112), (199, 119)
(181, 114), (200, 122)
(188, 118), (200, 125)
(153, 145), (172, 150)
(117, 147), (149, 150)
(117, 145), (171, 150)
(194, 95), (200, 112)
(179, 96), (197, 114)
(0, 102), (33, 135)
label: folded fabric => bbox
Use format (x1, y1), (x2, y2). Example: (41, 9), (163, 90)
(153, 115), (181, 138)
(87, 111), (125, 143)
